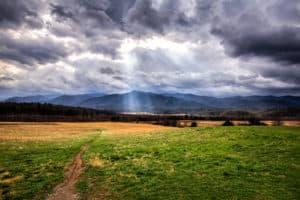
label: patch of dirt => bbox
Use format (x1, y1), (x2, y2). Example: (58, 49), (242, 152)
(46, 145), (88, 200)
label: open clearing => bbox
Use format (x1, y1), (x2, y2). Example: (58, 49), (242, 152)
(0, 122), (173, 141)
(0, 122), (299, 199)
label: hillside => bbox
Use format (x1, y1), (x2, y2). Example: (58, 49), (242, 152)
(4, 91), (300, 113)
(166, 93), (300, 109)
(49, 93), (105, 106)
(80, 91), (206, 112)
(5, 95), (57, 103)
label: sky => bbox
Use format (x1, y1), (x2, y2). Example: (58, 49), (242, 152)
(0, 0), (299, 98)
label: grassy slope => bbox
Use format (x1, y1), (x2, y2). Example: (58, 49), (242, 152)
(0, 136), (98, 200)
(80, 126), (300, 200)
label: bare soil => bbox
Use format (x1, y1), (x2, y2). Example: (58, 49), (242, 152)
(46, 145), (88, 200)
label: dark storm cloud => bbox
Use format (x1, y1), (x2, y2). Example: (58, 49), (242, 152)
(49, 0), (208, 37)
(1, 0), (300, 97)
(0, 0), (43, 29)
(50, 3), (75, 20)
(126, 0), (169, 33)
(212, 25), (300, 65)
(212, 0), (300, 65)
(260, 64), (300, 84)
(0, 33), (69, 65)
(105, 0), (136, 24)
(88, 38), (121, 58)
(49, 0), (116, 38)
(100, 67), (115, 75)
(0, 76), (14, 82)
(124, 0), (215, 36)
(50, 0), (136, 30)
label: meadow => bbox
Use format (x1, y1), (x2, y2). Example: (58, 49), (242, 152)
(0, 122), (299, 199)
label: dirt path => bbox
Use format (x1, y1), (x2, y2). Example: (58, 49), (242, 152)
(46, 145), (88, 200)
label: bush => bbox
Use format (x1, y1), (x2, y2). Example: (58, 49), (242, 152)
(248, 118), (266, 126)
(272, 119), (283, 126)
(191, 121), (197, 127)
(222, 120), (234, 126)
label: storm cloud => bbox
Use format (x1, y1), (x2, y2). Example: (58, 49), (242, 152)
(0, 0), (44, 29)
(0, 32), (70, 65)
(0, 0), (299, 97)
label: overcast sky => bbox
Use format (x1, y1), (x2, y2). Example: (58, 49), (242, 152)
(0, 0), (299, 98)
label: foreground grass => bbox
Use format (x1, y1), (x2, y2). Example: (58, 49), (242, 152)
(0, 134), (99, 200)
(80, 126), (300, 200)
(0, 124), (299, 199)
(0, 122), (169, 199)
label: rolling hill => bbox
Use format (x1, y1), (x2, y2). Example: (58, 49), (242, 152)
(166, 93), (300, 109)
(5, 95), (58, 103)
(49, 93), (105, 106)
(80, 91), (206, 112)
(4, 91), (300, 113)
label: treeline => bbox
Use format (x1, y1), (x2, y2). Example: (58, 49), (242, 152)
(0, 102), (299, 122)
(0, 102), (114, 122)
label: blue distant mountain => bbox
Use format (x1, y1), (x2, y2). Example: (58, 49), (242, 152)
(165, 93), (300, 109)
(5, 95), (58, 103)
(4, 91), (300, 113)
(49, 93), (105, 106)
(80, 91), (206, 112)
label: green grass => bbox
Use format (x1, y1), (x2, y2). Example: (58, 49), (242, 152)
(80, 126), (300, 200)
(0, 136), (97, 200)
(1, 126), (299, 199)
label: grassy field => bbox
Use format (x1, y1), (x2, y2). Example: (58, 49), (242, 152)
(0, 123), (299, 199)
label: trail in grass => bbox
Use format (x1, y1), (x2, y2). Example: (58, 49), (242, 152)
(46, 144), (88, 200)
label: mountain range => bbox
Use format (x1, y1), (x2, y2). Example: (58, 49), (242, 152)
(4, 91), (300, 113)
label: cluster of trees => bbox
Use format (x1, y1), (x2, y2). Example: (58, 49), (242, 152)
(0, 103), (114, 121)
(0, 102), (298, 124)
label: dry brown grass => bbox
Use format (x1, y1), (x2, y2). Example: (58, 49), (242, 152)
(89, 156), (105, 168)
(196, 120), (224, 127)
(98, 122), (176, 136)
(0, 122), (175, 141)
(262, 120), (300, 126)
(0, 175), (23, 185)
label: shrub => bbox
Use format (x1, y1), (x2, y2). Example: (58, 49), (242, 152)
(191, 121), (197, 127)
(272, 119), (283, 126)
(222, 120), (234, 126)
(248, 118), (266, 126)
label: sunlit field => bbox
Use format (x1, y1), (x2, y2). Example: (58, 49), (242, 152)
(0, 123), (299, 199)
(0, 122), (174, 141)
(0, 122), (173, 199)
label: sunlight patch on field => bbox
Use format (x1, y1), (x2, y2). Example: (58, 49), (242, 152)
(0, 122), (175, 141)
(97, 122), (176, 136)
(89, 155), (105, 168)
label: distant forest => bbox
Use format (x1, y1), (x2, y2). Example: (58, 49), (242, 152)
(0, 102), (299, 122)
(0, 103), (114, 122)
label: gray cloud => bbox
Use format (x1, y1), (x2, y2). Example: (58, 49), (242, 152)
(50, 3), (75, 20)
(212, 23), (300, 65)
(0, 32), (70, 65)
(0, 0), (300, 97)
(0, 76), (14, 82)
(126, 0), (169, 34)
(100, 67), (115, 75)
(212, 0), (300, 65)
(0, 0), (44, 29)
